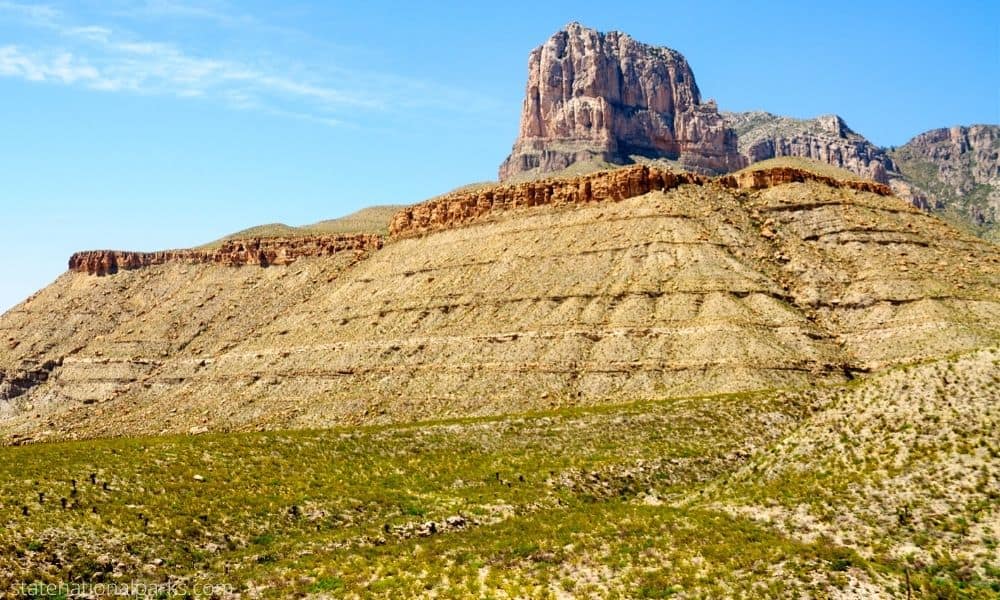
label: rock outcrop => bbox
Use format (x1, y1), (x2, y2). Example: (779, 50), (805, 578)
(391, 164), (892, 239)
(717, 166), (892, 195)
(68, 234), (384, 276)
(724, 111), (895, 184)
(498, 22), (745, 181)
(889, 125), (1000, 240)
(393, 166), (707, 238)
(0, 359), (60, 402)
(496, 25), (1000, 243)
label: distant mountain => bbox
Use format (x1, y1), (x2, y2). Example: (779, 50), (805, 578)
(890, 125), (1000, 241)
(723, 111), (894, 184)
(499, 23), (998, 241)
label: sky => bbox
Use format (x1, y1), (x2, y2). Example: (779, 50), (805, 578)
(1, 0), (997, 312)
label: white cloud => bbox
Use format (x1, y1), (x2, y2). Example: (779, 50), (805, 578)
(0, 1), (500, 127)
(0, 0), (59, 23)
(0, 46), (101, 85)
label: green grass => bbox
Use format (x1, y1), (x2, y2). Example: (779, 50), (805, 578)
(2, 351), (998, 596)
(0, 390), (825, 597)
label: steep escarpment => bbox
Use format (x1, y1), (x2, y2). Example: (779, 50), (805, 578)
(497, 25), (999, 243)
(392, 164), (891, 239)
(890, 125), (1000, 241)
(724, 111), (896, 184)
(393, 166), (708, 238)
(1, 166), (997, 443)
(498, 22), (744, 181)
(69, 234), (383, 276)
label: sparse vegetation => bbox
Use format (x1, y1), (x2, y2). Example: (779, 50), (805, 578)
(199, 205), (406, 248)
(1, 349), (997, 597)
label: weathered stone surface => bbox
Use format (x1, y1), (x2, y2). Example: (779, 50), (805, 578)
(0, 359), (59, 402)
(890, 125), (1000, 240)
(68, 234), (384, 276)
(717, 166), (892, 195)
(391, 164), (892, 239)
(725, 112), (895, 184)
(498, 23), (745, 181)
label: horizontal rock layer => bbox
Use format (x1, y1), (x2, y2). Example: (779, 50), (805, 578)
(390, 165), (893, 239)
(717, 167), (893, 195)
(68, 234), (384, 276)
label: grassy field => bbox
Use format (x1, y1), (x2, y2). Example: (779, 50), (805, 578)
(2, 349), (998, 598)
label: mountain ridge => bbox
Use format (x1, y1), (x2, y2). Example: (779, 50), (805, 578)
(499, 23), (998, 240)
(3, 162), (997, 444)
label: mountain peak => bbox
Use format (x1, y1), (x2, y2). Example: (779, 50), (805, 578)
(498, 26), (745, 180)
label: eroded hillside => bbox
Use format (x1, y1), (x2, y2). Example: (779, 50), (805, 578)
(1, 164), (997, 443)
(1, 348), (996, 597)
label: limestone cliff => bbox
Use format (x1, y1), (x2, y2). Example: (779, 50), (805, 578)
(68, 234), (384, 276)
(724, 111), (896, 184)
(392, 164), (891, 239)
(498, 22), (745, 180)
(890, 125), (1000, 241)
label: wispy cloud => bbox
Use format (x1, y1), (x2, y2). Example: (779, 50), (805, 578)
(0, 1), (498, 126)
(112, 0), (242, 24)
(0, 46), (98, 84)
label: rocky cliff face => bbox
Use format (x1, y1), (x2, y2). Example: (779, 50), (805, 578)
(724, 112), (896, 184)
(889, 125), (1000, 241)
(392, 164), (891, 239)
(498, 25), (998, 243)
(498, 23), (745, 181)
(68, 234), (384, 276)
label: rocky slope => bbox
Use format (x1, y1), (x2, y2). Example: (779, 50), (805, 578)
(0, 305), (996, 597)
(890, 125), (1000, 241)
(498, 25), (998, 242)
(724, 111), (895, 184)
(706, 347), (1000, 596)
(498, 22), (745, 181)
(1, 164), (997, 443)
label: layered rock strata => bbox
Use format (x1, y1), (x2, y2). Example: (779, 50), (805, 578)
(499, 22), (745, 180)
(68, 234), (384, 276)
(890, 125), (1000, 240)
(391, 165), (892, 239)
(2, 165), (997, 443)
(725, 112), (896, 184)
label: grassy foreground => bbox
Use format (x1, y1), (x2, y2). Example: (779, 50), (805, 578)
(1, 350), (998, 598)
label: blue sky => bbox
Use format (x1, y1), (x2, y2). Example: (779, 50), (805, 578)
(1, 0), (997, 312)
